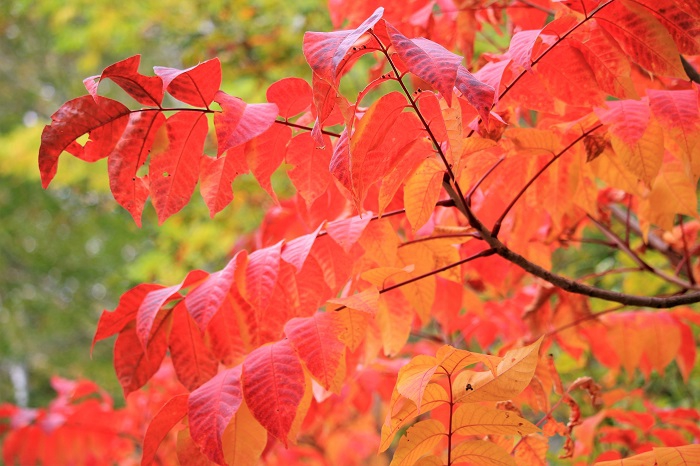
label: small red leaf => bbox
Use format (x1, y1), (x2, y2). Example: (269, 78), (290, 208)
(39, 96), (130, 187)
(246, 123), (291, 203)
(154, 58), (222, 107)
(141, 394), (189, 466)
(149, 111), (208, 224)
(213, 91), (279, 156)
(199, 145), (249, 217)
(266, 77), (313, 118)
(242, 340), (306, 445)
(188, 366), (243, 465)
(84, 55), (164, 107)
(387, 25), (463, 106)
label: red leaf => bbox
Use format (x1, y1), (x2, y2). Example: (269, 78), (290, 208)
(213, 91), (279, 155)
(387, 24), (463, 106)
(328, 287), (381, 315)
(92, 283), (164, 354)
(39, 95), (130, 187)
(242, 340), (306, 445)
(287, 133), (334, 205)
(244, 241), (283, 312)
(84, 55), (164, 107)
(325, 213), (373, 253)
(154, 58), (222, 108)
(185, 251), (247, 332)
(199, 145), (249, 217)
(508, 29), (541, 70)
(246, 123), (291, 203)
(285, 313), (347, 393)
(108, 111), (166, 226)
(188, 366), (243, 465)
(303, 7), (384, 87)
(169, 304), (219, 391)
(114, 325), (168, 398)
(281, 223), (324, 273)
(136, 270), (208, 350)
(141, 394), (189, 466)
(455, 66), (495, 122)
(266, 77), (313, 118)
(149, 111), (208, 224)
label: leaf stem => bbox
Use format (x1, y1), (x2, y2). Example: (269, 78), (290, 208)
(274, 119), (342, 138)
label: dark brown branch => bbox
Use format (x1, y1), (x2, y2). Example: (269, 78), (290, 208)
(681, 55), (700, 84)
(274, 119), (342, 138)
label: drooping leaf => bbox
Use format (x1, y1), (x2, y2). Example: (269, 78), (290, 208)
(141, 394), (189, 466)
(114, 324), (168, 398)
(149, 111), (208, 224)
(39, 95), (131, 187)
(221, 400), (267, 466)
(154, 58), (222, 108)
(199, 144), (248, 217)
(287, 133), (334, 206)
(281, 224), (323, 273)
(455, 65), (496, 122)
(213, 91), (279, 156)
(246, 123), (291, 202)
(169, 303), (218, 391)
(243, 240), (283, 313)
(404, 157), (445, 232)
(188, 366), (243, 465)
(242, 340), (306, 445)
(387, 24), (463, 106)
(84, 54), (164, 106)
(284, 312), (347, 393)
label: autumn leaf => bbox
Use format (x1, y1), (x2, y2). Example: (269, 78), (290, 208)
(389, 419), (446, 466)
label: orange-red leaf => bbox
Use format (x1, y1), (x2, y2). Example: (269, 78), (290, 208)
(244, 241), (283, 313)
(154, 58), (222, 107)
(213, 91), (279, 156)
(287, 133), (334, 206)
(141, 394), (189, 466)
(169, 304), (218, 391)
(324, 213), (373, 253)
(199, 145), (248, 217)
(266, 77), (313, 118)
(84, 54), (163, 106)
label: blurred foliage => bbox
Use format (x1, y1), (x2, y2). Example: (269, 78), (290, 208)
(0, 0), (328, 406)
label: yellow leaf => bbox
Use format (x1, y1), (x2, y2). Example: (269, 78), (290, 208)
(336, 308), (369, 351)
(641, 156), (699, 231)
(390, 419), (447, 466)
(653, 445), (700, 465)
(381, 383), (449, 452)
(434, 345), (501, 376)
(328, 287), (380, 315)
(222, 400), (267, 466)
(453, 338), (543, 403)
(376, 293), (412, 356)
(610, 116), (664, 186)
(396, 355), (440, 411)
(440, 97), (463, 169)
(450, 440), (516, 466)
(414, 455), (444, 466)
(404, 157), (445, 232)
(451, 404), (540, 437)
(506, 128), (562, 156)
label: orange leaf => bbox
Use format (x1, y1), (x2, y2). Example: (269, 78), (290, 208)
(450, 440), (516, 466)
(389, 419), (447, 466)
(222, 400), (267, 466)
(451, 404), (539, 437)
(404, 157), (445, 232)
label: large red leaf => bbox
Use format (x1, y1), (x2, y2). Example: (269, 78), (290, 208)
(108, 111), (166, 226)
(286, 133), (334, 206)
(188, 366), (244, 465)
(285, 312), (347, 393)
(149, 111), (208, 224)
(244, 240), (283, 312)
(199, 144), (248, 217)
(206, 299), (246, 366)
(387, 24), (463, 106)
(185, 251), (247, 332)
(84, 54), (164, 107)
(266, 77), (313, 118)
(154, 58), (222, 108)
(455, 66), (495, 122)
(169, 303), (219, 391)
(213, 91), (279, 156)
(141, 393), (189, 466)
(39, 95), (131, 187)
(303, 7), (384, 88)
(242, 340), (306, 445)
(92, 283), (164, 353)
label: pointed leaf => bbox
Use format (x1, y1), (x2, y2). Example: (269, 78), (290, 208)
(287, 132), (334, 206)
(246, 123), (291, 202)
(454, 337), (543, 403)
(242, 340), (306, 445)
(285, 312), (347, 393)
(387, 24), (462, 106)
(328, 287), (380, 315)
(85, 55), (163, 106)
(324, 213), (373, 253)
(213, 91), (279, 156)
(188, 366), (243, 465)
(169, 304), (218, 391)
(337, 308), (370, 351)
(149, 111), (208, 223)
(199, 145), (248, 217)
(108, 111), (165, 225)
(114, 325), (168, 398)
(455, 65), (495, 122)
(39, 95), (130, 187)
(244, 240), (283, 312)
(281, 224), (324, 273)
(222, 400), (267, 466)
(154, 58), (222, 107)
(141, 394), (189, 466)
(404, 157), (445, 232)
(396, 355), (440, 412)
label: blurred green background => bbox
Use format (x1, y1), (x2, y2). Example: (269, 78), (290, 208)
(0, 0), (330, 406)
